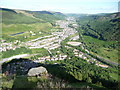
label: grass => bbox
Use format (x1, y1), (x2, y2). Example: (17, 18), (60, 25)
(11, 76), (37, 88)
(2, 22), (64, 43)
(50, 48), (63, 55)
(2, 23), (56, 42)
(70, 82), (107, 89)
(2, 47), (50, 60)
(2, 23), (52, 34)
(1, 10), (42, 24)
(31, 48), (49, 57)
(98, 47), (118, 63)
(2, 79), (14, 88)
(28, 48), (50, 60)
(1, 75), (109, 89)
(2, 47), (32, 58)
(109, 73), (118, 81)
(32, 12), (61, 22)
(82, 35), (118, 63)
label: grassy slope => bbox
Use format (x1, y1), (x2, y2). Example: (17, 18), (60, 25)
(1, 8), (65, 42)
(76, 12), (119, 63)
(2, 23), (52, 34)
(1, 9), (42, 24)
(2, 47), (49, 59)
(2, 23), (53, 42)
(27, 11), (66, 23)
(82, 36), (118, 63)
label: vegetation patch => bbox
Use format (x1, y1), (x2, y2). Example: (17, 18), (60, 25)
(81, 35), (118, 63)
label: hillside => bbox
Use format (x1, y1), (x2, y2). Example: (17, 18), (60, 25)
(1, 8), (66, 24)
(75, 12), (119, 64)
(1, 7), (119, 89)
(1, 0), (120, 88)
(1, 8), (42, 24)
(76, 12), (120, 41)
(1, 8), (66, 42)
(26, 11), (66, 22)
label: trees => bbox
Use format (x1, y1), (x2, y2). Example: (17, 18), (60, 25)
(77, 12), (120, 41)
(59, 56), (119, 89)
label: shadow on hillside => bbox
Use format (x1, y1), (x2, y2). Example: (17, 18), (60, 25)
(43, 63), (79, 83)
(2, 58), (79, 88)
(2, 58), (39, 76)
(2, 58), (118, 89)
(2, 58), (40, 88)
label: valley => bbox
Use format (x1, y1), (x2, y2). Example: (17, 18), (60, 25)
(0, 8), (119, 89)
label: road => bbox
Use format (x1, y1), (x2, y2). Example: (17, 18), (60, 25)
(0, 54), (29, 64)
(0, 54), (39, 64)
(96, 55), (119, 66)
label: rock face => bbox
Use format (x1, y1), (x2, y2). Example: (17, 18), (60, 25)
(27, 66), (48, 76)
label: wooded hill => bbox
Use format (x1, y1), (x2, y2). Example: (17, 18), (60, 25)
(77, 12), (120, 41)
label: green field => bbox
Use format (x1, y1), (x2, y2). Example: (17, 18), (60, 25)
(2, 23), (52, 34)
(29, 48), (49, 60)
(2, 47), (32, 58)
(2, 23), (60, 42)
(2, 47), (49, 60)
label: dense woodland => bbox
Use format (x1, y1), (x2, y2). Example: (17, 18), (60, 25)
(76, 12), (120, 41)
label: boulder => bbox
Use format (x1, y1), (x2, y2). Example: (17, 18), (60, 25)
(27, 66), (48, 77)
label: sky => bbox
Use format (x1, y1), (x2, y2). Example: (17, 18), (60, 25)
(0, 0), (119, 14)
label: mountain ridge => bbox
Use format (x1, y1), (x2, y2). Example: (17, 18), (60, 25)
(0, 7), (66, 24)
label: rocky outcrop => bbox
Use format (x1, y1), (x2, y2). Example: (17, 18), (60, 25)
(27, 66), (48, 77)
